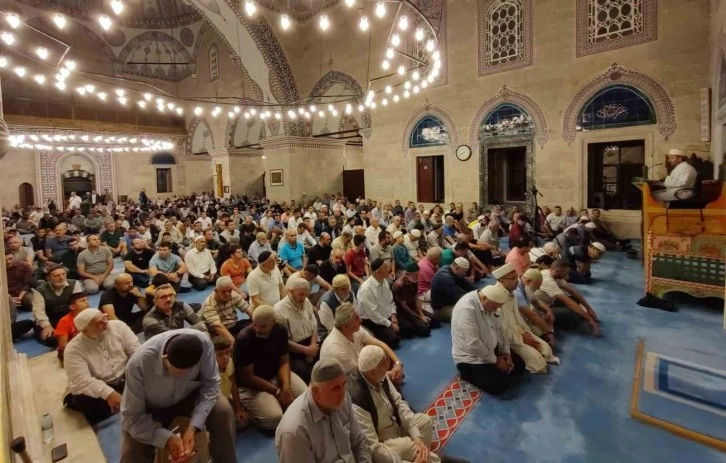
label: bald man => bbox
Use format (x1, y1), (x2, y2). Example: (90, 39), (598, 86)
(100, 273), (149, 333)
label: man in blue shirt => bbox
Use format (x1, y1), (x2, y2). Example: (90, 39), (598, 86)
(278, 229), (306, 277)
(148, 242), (188, 291)
(120, 330), (236, 462)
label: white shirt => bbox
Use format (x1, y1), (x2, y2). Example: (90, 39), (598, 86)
(69, 195), (82, 210)
(304, 212), (318, 223)
(184, 247), (217, 278)
(274, 296), (317, 343)
(540, 269), (566, 300)
(195, 216), (213, 230)
(288, 217), (303, 230)
(546, 213), (567, 232)
(320, 327), (373, 374)
(247, 266), (284, 308)
(663, 161), (697, 190)
(403, 235), (420, 259)
(64, 320), (140, 399)
(478, 228), (499, 251)
(451, 290), (510, 365)
(357, 277), (396, 327)
(319, 291), (358, 333)
(364, 226), (380, 247)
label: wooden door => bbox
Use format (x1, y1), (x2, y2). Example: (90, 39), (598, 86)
(18, 183), (33, 208)
(417, 156), (435, 202)
(343, 169), (365, 200)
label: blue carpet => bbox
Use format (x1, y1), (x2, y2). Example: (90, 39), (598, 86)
(17, 245), (726, 462)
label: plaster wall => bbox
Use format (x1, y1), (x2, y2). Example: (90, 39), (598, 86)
(0, 149), (37, 207)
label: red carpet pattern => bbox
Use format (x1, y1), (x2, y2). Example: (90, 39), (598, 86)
(424, 376), (483, 452)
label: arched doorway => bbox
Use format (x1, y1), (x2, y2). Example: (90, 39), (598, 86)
(18, 183), (34, 208)
(61, 170), (95, 202)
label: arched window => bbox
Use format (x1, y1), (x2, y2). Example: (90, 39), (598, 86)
(209, 44), (219, 82)
(578, 85), (656, 131)
(486, 0), (524, 67)
(151, 152), (176, 165)
(480, 103), (533, 138)
(409, 116), (448, 148)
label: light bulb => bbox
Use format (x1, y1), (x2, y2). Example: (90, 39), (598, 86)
(304, 112), (311, 120)
(432, 50), (441, 61)
(426, 39), (434, 52)
(319, 15), (329, 31)
(98, 92), (108, 100)
(274, 112), (282, 120)
(287, 110), (296, 119)
(64, 60), (76, 71)
(249, 108), (257, 116)
(260, 112), (267, 120)
(98, 15), (112, 30)
(386, 48), (394, 59)
(243, 112), (250, 119)
(415, 28), (424, 41)
(358, 104), (364, 112)
(167, 102), (174, 110)
(397, 65), (405, 75)
(53, 13), (66, 29)
(191, 106), (201, 116)
(1, 32), (15, 45)
(234, 106), (241, 113)
(280, 14), (290, 30)
(13, 66), (25, 77)
(391, 34), (400, 47)
(115, 89), (125, 97)
(331, 109), (338, 116)
(427, 74), (434, 82)
(35, 47), (49, 60)
(359, 15), (369, 31)
(118, 96), (127, 105)
(85, 84), (95, 92)
(265, 110), (271, 117)
(34, 74), (45, 85)
(421, 80), (428, 89)
(375, 2), (385, 18)
(298, 107), (305, 115)
(371, 102), (377, 109)
(403, 90), (410, 98)
(393, 94), (399, 102)
(309, 104), (316, 112)
(345, 0), (355, 6)
(412, 70), (420, 80)
(244, 1), (256, 17)
(385, 85), (392, 94)
(381, 60), (389, 70)
(398, 16), (408, 30)
(137, 99), (146, 108)
(383, 98), (389, 106)
(413, 85), (420, 93)
(76, 86), (87, 96)
(6, 14), (20, 29)
(55, 81), (66, 91)
(318, 110), (325, 118)
(228, 111), (235, 119)
(345, 104), (352, 114)
(111, 0), (125, 15)
(0, 56), (7, 68)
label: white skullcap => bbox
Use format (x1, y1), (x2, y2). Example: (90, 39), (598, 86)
(584, 222), (597, 229)
(454, 257), (470, 269)
(74, 308), (101, 331)
(410, 229), (421, 238)
(392, 231), (403, 239)
(358, 345), (386, 372)
(522, 268), (542, 281)
(312, 358), (346, 383)
(216, 276), (234, 288)
(194, 235), (206, 242)
(592, 242), (606, 252)
(492, 262), (516, 279)
(479, 285), (509, 304)
(668, 148), (686, 156)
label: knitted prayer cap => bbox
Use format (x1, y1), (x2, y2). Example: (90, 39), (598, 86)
(73, 308), (101, 331)
(479, 285), (509, 304)
(358, 345), (385, 372)
(311, 358), (346, 383)
(522, 268), (542, 281)
(453, 257), (470, 269)
(491, 262), (516, 279)
(165, 333), (204, 369)
(332, 274), (351, 288)
(215, 276), (234, 289)
(592, 242), (606, 252)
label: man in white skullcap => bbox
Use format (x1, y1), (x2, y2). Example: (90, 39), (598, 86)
(516, 268), (556, 343)
(652, 148), (698, 202)
(451, 284), (526, 396)
(274, 278), (320, 383)
(319, 274), (358, 335)
(276, 358), (372, 463)
(494, 265), (559, 374)
(63, 308), (140, 423)
(403, 228), (423, 261)
(429, 256), (476, 322)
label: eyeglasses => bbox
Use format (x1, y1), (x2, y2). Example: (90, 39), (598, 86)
(156, 293), (175, 300)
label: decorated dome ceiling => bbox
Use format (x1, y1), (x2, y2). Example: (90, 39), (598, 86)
(256, 0), (340, 23)
(16, 0), (202, 29)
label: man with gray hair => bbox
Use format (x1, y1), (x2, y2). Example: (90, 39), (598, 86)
(357, 259), (400, 349)
(276, 358), (372, 463)
(320, 302), (405, 386)
(235, 305), (307, 431)
(319, 274), (358, 334)
(274, 278), (319, 383)
(528, 241), (561, 263)
(200, 276), (253, 344)
(430, 257), (476, 322)
(245, 232), (270, 265)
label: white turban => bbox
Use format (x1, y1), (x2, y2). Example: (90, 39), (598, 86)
(358, 345), (385, 372)
(74, 308), (101, 331)
(479, 285), (509, 304)
(491, 262), (516, 279)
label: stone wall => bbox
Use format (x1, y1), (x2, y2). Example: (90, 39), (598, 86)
(0, 149), (38, 207)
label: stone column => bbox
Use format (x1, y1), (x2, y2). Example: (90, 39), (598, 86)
(209, 148), (231, 198)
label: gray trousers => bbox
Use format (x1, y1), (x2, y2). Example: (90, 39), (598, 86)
(120, 395), (236, 463)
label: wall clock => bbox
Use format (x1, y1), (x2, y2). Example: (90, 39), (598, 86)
(456, 145), (472, 161)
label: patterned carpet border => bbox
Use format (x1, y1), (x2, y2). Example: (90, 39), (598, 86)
(423, 376), (483, 452)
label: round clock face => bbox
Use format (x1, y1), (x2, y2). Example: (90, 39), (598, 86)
(456, 145), (471, 161)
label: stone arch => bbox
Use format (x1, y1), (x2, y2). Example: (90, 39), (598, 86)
(117, 31), (194, 81)
(562, 63), (676, 144)
(402, 100), (459, 157)
(469, 85), (549, 151)
(309, 70), (372, 139)
(37, 150), (114, 205)
(187, 117), (216, 155)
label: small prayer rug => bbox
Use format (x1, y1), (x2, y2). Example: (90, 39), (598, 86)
(424, 376), (483, 452)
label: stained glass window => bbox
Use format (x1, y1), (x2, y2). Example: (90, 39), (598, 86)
(410, 116), (449, 148)
(578, 85), (655, 131)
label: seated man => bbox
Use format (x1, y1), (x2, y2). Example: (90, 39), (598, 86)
(451, 285), (526, 396)
(32, 265), (82, 347)
(274, 279), (320, 383)
(100, 222), (127, 257)
(391, 231), (412, 278)
(55, 292), (90, 363)
(357, 259), (400, 349)
(589, 209), (631, 251)
(184, 235), (218, 291)
(493, 264), (559, 374)
(505, 237), (533, 276)
(64, 308), (139, 424)
(235, 305), (308, 431)
(247, 251), (287, 309)
(287, 264), (332, 307)
(403, 228), (424, 261)
(200, 276), (253, 344)
(369, 231), (393, 263)
(123, 238), (154, 287)
(320, 302), (405, 386)
(5, 253), (33, 311)
(331, 231), (353, 254)
(392, 262), (435, 336)
(45, 223), (71, 262)
(212, 336), (251, 430)
(6, 235), (34, 266)
(279, 229), (306, 276)
(142, 283), (207, 339)
(275, 358), (372, 463)
(318, 274), (358, 335)
(344, 235), (370, 289)
(538, 259), (601, 336)
(475, 220), (506, 270)
(307, 232), (332, 267)
(528, 241), (561, 263)
(99, 273), (149, 333)
(319, 248), (348, 288)
(120, 330), (237, 463)
(219, 219), (240, 244)
(220, 244), (252, 289)
(516, 269), (556, 346)
(430, 257), (476, 322)
(77, 234), (117, 294)
(148, 241), (188, 291)
(350, 345), (442, 463)
(247, 232), (272, 265)
(417, 247), (441, 305)
(652, 148), (698, 202)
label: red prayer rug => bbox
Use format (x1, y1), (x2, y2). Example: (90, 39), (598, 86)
(424, 376), (483, 452)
